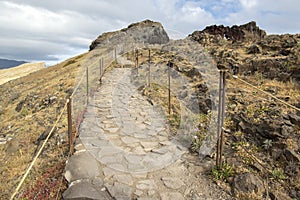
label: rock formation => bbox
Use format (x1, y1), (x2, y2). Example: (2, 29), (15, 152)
(90, 20), (169, 50)
(190, 21), (266, 43)
(189, 21), (300, 83)
(190, 21), (300, 199)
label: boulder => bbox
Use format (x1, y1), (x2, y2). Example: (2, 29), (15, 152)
(15, 100), (24, 112)
(283, 148), (300, 163)
(233, 173), (264, 197)
(256, 119), (283, 139)
(288, 113), (300, 126)
(277, 72), (291, 82)
(279, 49), (291, 56)
(64, 151), (100, 182)
(270, 191), (293, 200)
(247, 45), (261, 54)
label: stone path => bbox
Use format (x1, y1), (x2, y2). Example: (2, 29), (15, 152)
(63, 63), (232, 199)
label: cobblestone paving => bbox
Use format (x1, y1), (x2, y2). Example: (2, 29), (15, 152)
(63, 65), (232, 200)
(82, 68), (184, 173)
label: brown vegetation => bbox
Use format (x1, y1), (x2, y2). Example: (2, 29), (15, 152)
(0, 53), (87, 199)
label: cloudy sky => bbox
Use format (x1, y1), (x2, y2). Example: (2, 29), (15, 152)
(0, 0), (299, 65)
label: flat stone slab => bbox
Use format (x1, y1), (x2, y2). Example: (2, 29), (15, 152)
(160, 192), (185, 200)
(121, 136), (139, 144)
(136, 179), (156, 190)
(63, 180), (112, 200)
(114, 174), (134, 186)
(105, 127), (120, 133)
(64, 151), (100, 182)
(161, 177), (185, 189)
(105, 182), (133, 199)
(140, 142), (159, 151)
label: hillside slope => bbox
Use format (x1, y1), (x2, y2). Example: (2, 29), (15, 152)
(0, 62), (46, 85)
(0, 53), (87, 199)
(190, 21), (300, 199)
(1, 20), (299, 200)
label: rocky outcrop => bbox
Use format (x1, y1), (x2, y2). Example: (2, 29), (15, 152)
(190, 21), (266, 43)
(90, 20), (169, 50)
(226, 89), (300, 198)
(190, 21), (300, 83)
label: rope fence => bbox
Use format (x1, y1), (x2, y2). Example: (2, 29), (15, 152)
(214, 71), (299, 198)
(216, 71), (300, 167)
(9, 42), (144, 199)
(10, 40), (299, 199)
(231, 73), (300, 112)
(10, 101), (69, 200)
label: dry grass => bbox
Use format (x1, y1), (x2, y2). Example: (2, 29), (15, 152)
(228, 74), (300, 115)
(225, 73), (300, 198)
(0, 52), (87, 199)
(0, 62), (46, 85)
(143, 83), (181, 133)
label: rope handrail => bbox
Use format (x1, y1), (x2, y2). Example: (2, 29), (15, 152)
(71, 72), (86, 99)
(9, 42), (145, 199)
(230, 73), (300, 112)
(10, 100), (69, 200)
(9, 50), (103, 198)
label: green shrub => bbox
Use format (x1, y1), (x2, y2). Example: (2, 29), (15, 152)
(271, 168), (286, 180)
(211, 162), (235, 181)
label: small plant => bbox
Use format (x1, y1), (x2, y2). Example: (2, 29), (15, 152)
(191, 134), (204, 152)
(288, 65), (298, 71)
(190, 113), (210, 152)
(231, 141), (248, 151)
(233, 131), (243, 137)
(271, 168), (286, 180)
(262, 139), (272, 150)
(254, 71), (264, 85)
(63, 59), (76, 67)
(168, 113), (180, 129)
(211, 162), (235, 181)
(21, 162), (67, 199)
(20, 106), (30, 116)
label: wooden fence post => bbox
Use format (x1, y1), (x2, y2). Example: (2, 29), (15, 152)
(115, 47), (117, 63)
(135, 49), (139, 68)
(220, 71), (226, 165)
(67, 98), (73, 155)
(132, 46), (135, 64)
(101, 57), (104, 76)
(99, 58), (102, 77)
(99, 58), (103, 84)
(168, 61), (171, 115)
(86, 67), (89, 104)
(216, 70), (226, 168)
(216, 71), (222, 167)
(148, 49), (151, 87)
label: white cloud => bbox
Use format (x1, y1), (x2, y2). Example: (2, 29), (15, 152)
(224, 0), (300, 34)
(0, 2), (65, 34)
(153, 0), (215, 34)
(239, 0), (257, 9)
(181, 2), (214, 23)
(0, 0), (299, 64)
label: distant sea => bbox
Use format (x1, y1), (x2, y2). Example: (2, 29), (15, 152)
(0, 59), (27, 70)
